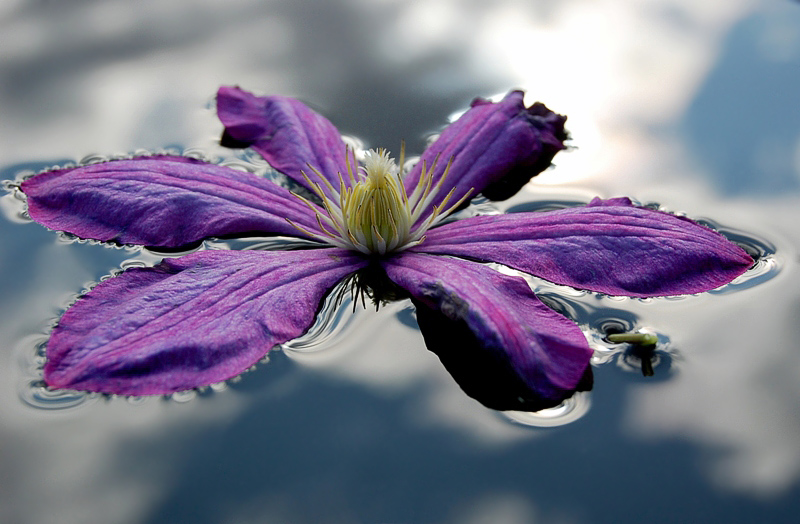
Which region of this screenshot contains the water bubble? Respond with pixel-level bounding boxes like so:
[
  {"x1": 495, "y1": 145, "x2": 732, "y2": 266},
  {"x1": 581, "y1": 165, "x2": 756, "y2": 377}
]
[
  {"x1": 167, "y1": 390, "x2": 198, "y2": 403},
  {"x1": 210, "y1": 381, "x2": 229, "y2": 393}
]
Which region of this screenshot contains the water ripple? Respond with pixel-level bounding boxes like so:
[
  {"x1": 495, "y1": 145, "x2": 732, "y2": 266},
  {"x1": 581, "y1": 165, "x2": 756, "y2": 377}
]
[
  {"x1": 703, "y1": 223, "x2": 781, "y2": 294},
  {"x1": 503, "y1": 392, "x2": 592, "y2": 427},
  {"x1": 282, "y1": 281, "x2": 364, "y2": 353},
  {"x1": 15, "y1": 335, "x2": 95, "y2": 411},
  {"x1": 19, "y1": 380, "x2": 95, "y2": 411}
]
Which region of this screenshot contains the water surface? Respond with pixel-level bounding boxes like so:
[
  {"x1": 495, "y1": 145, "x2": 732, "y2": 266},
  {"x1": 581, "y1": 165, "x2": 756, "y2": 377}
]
[{"x1": 2, "y1": 1, "x2": 800, "y2": 523}]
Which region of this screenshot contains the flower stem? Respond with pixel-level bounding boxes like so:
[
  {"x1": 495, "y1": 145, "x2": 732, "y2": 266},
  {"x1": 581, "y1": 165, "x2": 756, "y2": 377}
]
[{"x1": 607, "y1": 333, "x2": 658, "y2": 346}]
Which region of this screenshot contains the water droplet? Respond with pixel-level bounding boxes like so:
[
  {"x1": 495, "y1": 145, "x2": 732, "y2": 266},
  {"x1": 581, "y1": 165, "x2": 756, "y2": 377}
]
[
  {"x1": 168, "y1": 390, "x2": 197, "y2": 403},
  {"x1": 210, "y1": 381, "x2": 228, "y2": 393}
]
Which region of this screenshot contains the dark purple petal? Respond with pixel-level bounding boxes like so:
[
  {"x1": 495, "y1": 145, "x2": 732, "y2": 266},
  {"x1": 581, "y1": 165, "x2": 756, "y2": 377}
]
[
  {"x1": 21, "y1": 156, "x2": 326, "y2": 247},
  {"x1": 217, "y1": 86, "x2": 348, "y2": 194},
  {"x1": 404, "y1": 90, "x2": 567, "y2": 220},
  {"x1": 44, "y1": 248, "x2": 365, "y2": 395},
  {"x1": 382, "y1": 253, "x2": 593, "y2": 410},
  {"x1": 416, "y1": 198, "x2": 753, "y2": 297}
]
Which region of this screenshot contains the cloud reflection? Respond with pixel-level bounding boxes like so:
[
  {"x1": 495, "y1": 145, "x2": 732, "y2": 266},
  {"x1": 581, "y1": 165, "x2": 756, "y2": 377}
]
[
  {"x1": 682, "y1": 2, "x2": 800, "y2": 195},
  {"x1": 625, "y1": 274, "x2": 800, "y2": 498},
  {"x1": 2, "y1": 0, "x2": 800, "y2": 522}
]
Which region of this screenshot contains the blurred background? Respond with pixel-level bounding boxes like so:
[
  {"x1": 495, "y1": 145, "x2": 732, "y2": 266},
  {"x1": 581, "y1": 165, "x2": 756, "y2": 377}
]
[{"x1": 1, "y1": 0, "x2": 800, "y2": 523}]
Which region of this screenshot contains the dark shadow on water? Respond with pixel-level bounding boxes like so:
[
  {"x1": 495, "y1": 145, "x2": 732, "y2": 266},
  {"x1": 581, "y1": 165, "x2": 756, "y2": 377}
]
[{"x1": 133, "y1": 352, "x2": 800, "y2": 524}]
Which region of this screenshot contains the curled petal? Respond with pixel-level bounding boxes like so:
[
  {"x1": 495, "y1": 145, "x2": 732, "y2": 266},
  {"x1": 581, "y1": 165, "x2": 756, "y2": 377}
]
[
  {"x1": 383, "y1": 253, "x2": 593, "y2": 411},
  {"x1": 416, "y1": 198, "x2": 753, "y2": 297},
  {"x1": 217, "y1": 86, "x2": 348, "y2": 194},
  {"x1": 21, "y1": 156, "x2": 325, "y2": 247},
  {"x1": 404, "y1": 90, "x2": 567, "y2": 221},
  {"x1": 44, "y1": 248, "x2": 365, "y2": 395}
]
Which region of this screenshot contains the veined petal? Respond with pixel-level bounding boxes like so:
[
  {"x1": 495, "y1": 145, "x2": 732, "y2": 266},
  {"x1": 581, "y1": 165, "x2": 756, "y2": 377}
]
[
  {"x1": 44, "y1": 248, "x2": 366, "y2": 395},
  {"x1": 416, "y1": 198, "x2": 754, "y2": 297},
  {"x1": 217, "y1": 86, "x2": 348, "y2": 195},
  {"x1": 382, "y1": 253, "x2": 593, "y2": 411},
  {"x1": 21, "y1": 156, "x2": 326, "y2": 247},
  {"x1": 404, "y1": 90, "x2": 567, "y2": 222}
]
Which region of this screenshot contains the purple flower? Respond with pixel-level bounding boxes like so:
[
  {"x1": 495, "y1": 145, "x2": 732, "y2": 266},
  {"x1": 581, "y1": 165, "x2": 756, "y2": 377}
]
[{"x1": 20, "y1": 87, "x2": 752, "y2": 410}]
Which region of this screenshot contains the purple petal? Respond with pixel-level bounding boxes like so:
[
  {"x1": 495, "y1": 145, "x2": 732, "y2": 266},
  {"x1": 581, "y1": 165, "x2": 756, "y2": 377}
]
[
  {"x1": 382, "y1": 253, "x2": 593, "y2": 409},
  {"x1": 404, "y1": 91, "x2": 567, "y2": 220},
  {"x1": 416, "y1": 198, "x2": 753, "y2": 297},
  {"x1": 21, "y1": 156, "x2": 326, "y2": 247},
  {"x1": 217, "y1": 86, "x2": 348, "y2": 194},
  {"x1": 44, "y1": 248, "x2": 365, "y2": 395}
]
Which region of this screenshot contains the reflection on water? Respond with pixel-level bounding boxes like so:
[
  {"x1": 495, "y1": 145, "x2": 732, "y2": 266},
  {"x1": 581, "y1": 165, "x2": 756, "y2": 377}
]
[
  {"x1": 282, "y1": 285, "x2": 365, "y2": 353},
  {"x1": 504, "y1": 392, "x2": 592, "y2": 428},
  {"x1": 9, "y1": 166, "x2": 779, "y2": 428},
  {"x1": 3, "y1": 121, "x2": 796, "y2": 523},
  {"x1": 682, "y1": 2, "x2": 800, "y2": 196},
  {"x1": 703, "y1": 223, "x2": 780, "y2": 294},
  {"x1": 2, "y1": 0, "x2": 800, "y2": 523},
  {"x1": 16, "y1": 334, "x2": 96, "y2": 411}
]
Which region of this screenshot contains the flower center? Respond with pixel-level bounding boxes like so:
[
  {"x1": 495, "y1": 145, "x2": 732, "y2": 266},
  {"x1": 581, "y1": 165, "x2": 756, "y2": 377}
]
[{"x1": 288, "y1": 146, "x2": 471, "y2": 255}]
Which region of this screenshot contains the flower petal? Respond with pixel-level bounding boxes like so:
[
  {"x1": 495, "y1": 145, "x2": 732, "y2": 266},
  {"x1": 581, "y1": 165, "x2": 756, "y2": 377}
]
[
  {"x1": 416, "y1": 198, "x2": 754, "y2": 297},
  {"x1": 44, "y1": 248, "x2": 365, "y2": 395},
  {"x1": 382, "y1": 253, "x2": 593, "y2": 411},
  {"x1": 217, "y1": 86, "x2": 348, "y2": 194},
  {"x1": 21, "y1": 156, "x2": 326, "y2": 247},
  {"x1": 404, "y1": 90, "x2": 567, "y2": 219}
]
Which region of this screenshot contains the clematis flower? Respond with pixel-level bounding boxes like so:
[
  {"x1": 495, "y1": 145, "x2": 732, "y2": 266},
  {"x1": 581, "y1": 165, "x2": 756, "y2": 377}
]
[{"x1": 19, "y1": 86, "x2": 752, "y2": 411}]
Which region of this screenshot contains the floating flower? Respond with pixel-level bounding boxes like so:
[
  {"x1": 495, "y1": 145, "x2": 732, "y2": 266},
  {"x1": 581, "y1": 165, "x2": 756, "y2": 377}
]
[{"x1": 19, "y1": 87, "x2": 752, "y2": 410}]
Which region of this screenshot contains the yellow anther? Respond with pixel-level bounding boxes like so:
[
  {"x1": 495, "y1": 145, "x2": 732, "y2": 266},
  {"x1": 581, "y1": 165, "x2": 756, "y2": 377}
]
[{"x1": 289, "y1": 146, "x2": 469, "y2": 255}]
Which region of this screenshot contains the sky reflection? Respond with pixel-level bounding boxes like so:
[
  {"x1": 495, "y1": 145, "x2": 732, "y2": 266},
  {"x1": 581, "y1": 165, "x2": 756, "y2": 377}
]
[
  {"x1": 682, "y1": 3, "x2": 800, "y2": 195},
  {"x1": 2, "y1": 0, "x2": 800, "y2": 523}
]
